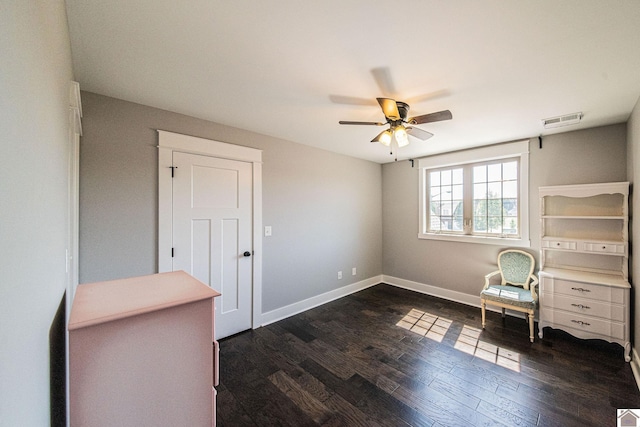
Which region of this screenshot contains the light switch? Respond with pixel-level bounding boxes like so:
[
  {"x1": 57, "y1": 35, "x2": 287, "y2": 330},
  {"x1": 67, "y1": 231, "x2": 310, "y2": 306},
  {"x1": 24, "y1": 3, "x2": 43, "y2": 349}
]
[{"x1": 265, "y1": 226, "x2": 272, "y2": 237}]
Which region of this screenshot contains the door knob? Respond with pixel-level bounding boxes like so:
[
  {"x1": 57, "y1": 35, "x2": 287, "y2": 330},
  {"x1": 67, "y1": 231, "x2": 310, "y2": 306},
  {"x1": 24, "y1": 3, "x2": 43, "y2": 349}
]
[{"x1": 243, "y1": 251, "x2": 252, "y2": 257}]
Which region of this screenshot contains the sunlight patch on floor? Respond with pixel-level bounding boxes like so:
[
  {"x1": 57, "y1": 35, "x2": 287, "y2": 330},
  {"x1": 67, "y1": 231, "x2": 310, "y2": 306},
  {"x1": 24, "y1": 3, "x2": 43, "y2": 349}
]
[
  {"x1": 396, "y1": 309, "x2": 452, "y2": 343},
  {"x1": 454, "y1": 325, "x2": 521, "y2": 372}
]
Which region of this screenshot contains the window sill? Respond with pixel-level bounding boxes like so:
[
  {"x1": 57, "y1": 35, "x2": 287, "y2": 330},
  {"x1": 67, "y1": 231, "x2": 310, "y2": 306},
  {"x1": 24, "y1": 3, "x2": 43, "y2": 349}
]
[{"x1": 418, "y1": 232, "x2": 530, "y2": 248}]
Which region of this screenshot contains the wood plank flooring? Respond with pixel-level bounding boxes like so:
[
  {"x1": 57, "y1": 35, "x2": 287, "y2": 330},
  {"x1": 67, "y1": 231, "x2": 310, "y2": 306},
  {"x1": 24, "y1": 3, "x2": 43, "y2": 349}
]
[{"x1": 217, "y1": 284, "x2": 640, "y2": 426}]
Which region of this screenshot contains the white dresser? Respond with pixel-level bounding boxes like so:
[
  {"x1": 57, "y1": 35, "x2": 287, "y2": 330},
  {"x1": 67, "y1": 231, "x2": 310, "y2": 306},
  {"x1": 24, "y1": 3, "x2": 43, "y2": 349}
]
[{"x1": 538, "y1": 182, "x2": 630, "y2": 361}]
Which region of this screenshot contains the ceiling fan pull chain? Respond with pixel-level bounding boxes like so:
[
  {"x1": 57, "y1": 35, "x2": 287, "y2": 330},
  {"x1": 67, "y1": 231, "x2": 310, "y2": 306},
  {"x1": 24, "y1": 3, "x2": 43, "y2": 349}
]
[{"x1": 391, "y1": 139, "x2": 399, "y2": 161}]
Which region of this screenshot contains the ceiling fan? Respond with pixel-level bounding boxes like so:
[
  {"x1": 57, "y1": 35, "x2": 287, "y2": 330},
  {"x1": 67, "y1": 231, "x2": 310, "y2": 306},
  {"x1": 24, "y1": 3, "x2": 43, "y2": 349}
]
[{"x1": 338, "y1": 97, "x2": 452, "y2": 156}]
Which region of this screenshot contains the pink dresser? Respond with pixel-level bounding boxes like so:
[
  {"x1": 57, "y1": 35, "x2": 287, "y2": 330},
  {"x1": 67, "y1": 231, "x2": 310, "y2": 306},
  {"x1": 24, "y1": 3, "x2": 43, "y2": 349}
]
[{"x1": 69, "y1": 271, "x2": 221, "y2": 426}]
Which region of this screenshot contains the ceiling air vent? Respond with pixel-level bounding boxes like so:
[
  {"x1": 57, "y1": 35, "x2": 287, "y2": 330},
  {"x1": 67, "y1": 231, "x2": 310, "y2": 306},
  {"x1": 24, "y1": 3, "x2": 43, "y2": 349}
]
[{"x1": 542, "y1": 112, "x2": 583, "y2": 129}]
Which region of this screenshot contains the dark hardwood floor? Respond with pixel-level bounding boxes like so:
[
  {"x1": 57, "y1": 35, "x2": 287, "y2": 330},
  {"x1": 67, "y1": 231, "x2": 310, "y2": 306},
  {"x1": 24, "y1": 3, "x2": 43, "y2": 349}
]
[{"x1": 217, "y1": 284, "x2": 640, "y2": 426}]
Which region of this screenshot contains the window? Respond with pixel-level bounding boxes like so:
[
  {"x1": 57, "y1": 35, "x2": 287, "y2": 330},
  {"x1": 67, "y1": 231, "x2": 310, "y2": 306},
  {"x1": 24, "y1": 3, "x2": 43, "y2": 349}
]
[
  {"x1": 419, "y1": 140, "x2": 530, "y2": 247},
  {"x1": 428, "y1": 167, "x2": 464, "y2": 233},
  {"x1": 471, "y1": 159, "x2": 519, "y2": 236}
]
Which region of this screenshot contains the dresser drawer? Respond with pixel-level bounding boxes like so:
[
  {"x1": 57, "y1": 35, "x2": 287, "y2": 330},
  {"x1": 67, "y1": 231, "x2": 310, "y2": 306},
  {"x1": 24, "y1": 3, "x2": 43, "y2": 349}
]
[
  {"x1": 580, "y1": 241, "x2": 626, "y2": 255},
  {"x1": 542, "y1": 309, "x2": 625, "y2": 340},
  {"x1": 542, "y1": 239, "x2": 577, "y2": 250},
  {"x1": 540, "y1": 278, "x2": 625, "y2": 304},
  {"x1": 540, "y1": 292, "x2": 624, "y2": 322}
]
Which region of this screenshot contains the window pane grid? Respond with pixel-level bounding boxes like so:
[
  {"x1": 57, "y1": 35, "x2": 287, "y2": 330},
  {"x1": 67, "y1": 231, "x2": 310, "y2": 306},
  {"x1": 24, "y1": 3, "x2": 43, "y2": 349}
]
[
  {"x1": 472, "y1": 160, "x2": 519, "y2": 237},
  {"x1": 429, "y1": 168, "x2": 464, "y2": 233},
  {"x1": 427, "y1": 159, "x2": 519, "y2": 238},
  {"x1": 419, "y1": 140, "x2": 528, "y2": 246}
]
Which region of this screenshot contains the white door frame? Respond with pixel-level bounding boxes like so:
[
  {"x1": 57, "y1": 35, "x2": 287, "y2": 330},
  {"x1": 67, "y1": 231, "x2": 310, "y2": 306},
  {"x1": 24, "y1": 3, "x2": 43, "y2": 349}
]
[
  {"x1": 66, "y1": 81, "x2": 82, "y2": 427},
  {"x1": 157, "y1": 130, "x2": 263, "y2": 329}
]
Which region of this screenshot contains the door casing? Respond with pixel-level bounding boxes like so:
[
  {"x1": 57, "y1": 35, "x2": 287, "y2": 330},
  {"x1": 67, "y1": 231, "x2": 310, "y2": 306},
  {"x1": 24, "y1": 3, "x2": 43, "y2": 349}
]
[{"x1": 157, "y1": 130, "x2": 263, "y2": 329}]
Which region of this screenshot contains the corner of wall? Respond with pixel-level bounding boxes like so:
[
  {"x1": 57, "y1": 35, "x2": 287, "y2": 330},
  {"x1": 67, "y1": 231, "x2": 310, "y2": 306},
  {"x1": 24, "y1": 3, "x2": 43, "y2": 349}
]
[
  {"x1": 628, "y1": 93, "x2": 640, "y2": 390},
  {"x1": 631, "y1": 348, "x2": 640, "y2": 392}
]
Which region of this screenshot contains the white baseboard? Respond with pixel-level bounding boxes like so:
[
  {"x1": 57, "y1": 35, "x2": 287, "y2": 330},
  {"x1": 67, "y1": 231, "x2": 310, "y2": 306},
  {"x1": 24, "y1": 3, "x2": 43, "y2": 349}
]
[
  {"x1": 382, "y1": 275, "x2": 523, "y2": 318},
  {"x1": 260, "y1": 275, "x2": 383, "y2": 327},
  {"x1": 382, "y1": 275, "x2": 482, "y2": 308},
  {"x1": 259, "y1": 274, "x2": 529, "y2": 328},
  {"x1": 631, "y1": 347, "x2": 640, "y2": 391}
]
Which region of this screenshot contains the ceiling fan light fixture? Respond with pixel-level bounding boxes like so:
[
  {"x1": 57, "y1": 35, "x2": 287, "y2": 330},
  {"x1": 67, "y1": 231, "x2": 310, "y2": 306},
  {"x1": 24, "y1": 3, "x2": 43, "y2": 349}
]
[
  {"x1": 371, "y1": 129, "x2": 393, "y2": 146},
  {"x1": 379, "y1": 130, "x2": 393, "y2": 146},
  {"x1": 394, "y1": 126, "x2": 409, "y2": 147}
]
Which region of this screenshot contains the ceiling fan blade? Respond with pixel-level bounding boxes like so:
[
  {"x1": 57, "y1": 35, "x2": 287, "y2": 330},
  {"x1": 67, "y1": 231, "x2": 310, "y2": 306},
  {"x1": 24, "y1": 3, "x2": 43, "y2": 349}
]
[
  {"x1": 371, "y1": 67, "x2": 396, "y2": 97},
  {"x1": 329, "y1": 95, "x2": 378, "y2": 106},
  {"x1": 408, "y1": 110, "x2": 453, "y2": 125},
  {"x1": 377, "y1": 98, "x2": 400, "y2": 121},
  {"x1": 406, "y1": 126, "x2": 434, "y2": 141},
  {"x1": 339, "y1": 120, "x2": 385, "y2": 126},
  {"x1": 404, "y1": 89, "x2": 451, "y2": 105}
]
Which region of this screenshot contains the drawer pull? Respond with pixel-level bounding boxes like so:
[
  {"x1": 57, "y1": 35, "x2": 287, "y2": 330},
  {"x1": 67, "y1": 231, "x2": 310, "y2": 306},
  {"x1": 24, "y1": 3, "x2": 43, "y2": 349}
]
[
  {"x1": 571, "y1": 320, "x2": 591, "y2": 326},
  {"x1": 570, "y1": 303, "x2": 590, "y2": 309},
  {"x1": 602, "y1": 246, "x2": 606, "y2": 250},
  {"x1": 570, "y1": 287, "x2": 590, "y2": 293}
]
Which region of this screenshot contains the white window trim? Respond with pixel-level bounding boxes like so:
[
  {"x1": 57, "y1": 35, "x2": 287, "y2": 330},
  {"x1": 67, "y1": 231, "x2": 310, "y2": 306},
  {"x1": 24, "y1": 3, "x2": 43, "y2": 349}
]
[{"x1": 418, "y1": 140, "x2": 530, "y2": 247}]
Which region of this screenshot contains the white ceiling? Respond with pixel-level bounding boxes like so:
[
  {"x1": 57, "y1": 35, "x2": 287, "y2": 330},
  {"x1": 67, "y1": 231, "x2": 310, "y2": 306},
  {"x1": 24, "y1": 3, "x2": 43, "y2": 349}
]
[{"x1": 65, "y1": 0, "x2": 640, "y2": 164}]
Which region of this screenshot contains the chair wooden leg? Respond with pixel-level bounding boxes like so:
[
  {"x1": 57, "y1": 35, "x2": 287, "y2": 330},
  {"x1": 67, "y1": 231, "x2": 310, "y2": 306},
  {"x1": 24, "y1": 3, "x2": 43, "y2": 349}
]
[
  {"x1": 528, "y1": 312, "x2": 535, "y2": 343},
  {"x1": 481, "y1": 300, "x2": 486, "y2": 329},
  {"x1": 501, "y1": 307, "x2": 505, "y2": 318}
]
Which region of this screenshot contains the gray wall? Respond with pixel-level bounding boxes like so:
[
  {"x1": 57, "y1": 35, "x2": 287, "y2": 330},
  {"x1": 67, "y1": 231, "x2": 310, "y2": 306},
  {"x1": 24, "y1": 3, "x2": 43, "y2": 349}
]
[
  {"x1": 79, "y1": 92, "x2": 383, "y2": 313},
  {"x1": 0, "y1": 1, "x2": 74, "y2": 424},
  {"x1": 629, "y1": 96, "x2": 639, "y2": 357},
  {"x1": 77, "y1": 93, "x2": 634, "y2": 359},
  {"x1": 382, "y1": 124, "x2": 628, "y2": 297}
]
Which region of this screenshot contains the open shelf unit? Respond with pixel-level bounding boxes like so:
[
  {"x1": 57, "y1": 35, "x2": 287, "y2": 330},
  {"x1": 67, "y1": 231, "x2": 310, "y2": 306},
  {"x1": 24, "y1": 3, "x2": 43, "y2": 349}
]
[{"x1": 538, "y1": 182, "x2": 630, "y2": 361}]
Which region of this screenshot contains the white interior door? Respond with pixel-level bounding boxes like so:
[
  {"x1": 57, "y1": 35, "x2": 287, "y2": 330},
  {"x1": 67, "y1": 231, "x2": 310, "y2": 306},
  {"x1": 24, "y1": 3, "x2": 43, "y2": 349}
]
[{"x1": 171, "y1": 151, "x2": 253, "y2": 338}]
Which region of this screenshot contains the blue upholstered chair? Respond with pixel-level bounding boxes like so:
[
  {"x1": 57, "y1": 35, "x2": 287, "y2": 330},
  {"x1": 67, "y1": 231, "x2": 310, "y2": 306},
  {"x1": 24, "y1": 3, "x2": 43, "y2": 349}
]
[{"x1": 480, "y1": 249, "x2": 538, "y2": 342}]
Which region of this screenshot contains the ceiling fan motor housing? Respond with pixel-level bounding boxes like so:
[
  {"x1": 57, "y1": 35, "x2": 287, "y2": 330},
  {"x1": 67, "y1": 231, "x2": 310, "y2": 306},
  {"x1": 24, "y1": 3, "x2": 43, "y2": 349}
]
[{"x1": 396, "y1": 101, "x2": 410, "y2": 121}]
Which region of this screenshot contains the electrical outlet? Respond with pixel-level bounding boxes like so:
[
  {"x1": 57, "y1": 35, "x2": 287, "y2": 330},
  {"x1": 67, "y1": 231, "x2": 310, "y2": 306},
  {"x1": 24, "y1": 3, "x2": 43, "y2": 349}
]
[
  {"x1": 352, "y1": 267, "x2": 357, "y2": 276},
  {"x1": 337, "y1": 271, "x2": 342, "y2": 279}
]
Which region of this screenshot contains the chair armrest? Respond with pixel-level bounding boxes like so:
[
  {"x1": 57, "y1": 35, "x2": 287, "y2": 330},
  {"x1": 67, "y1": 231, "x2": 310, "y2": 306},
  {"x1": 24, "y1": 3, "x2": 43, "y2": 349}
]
[
  {"x1": 483, "y1": 270, "x2": 501, "y2": 289},
  {"x1": 530, "y1": 274, "x2": 539, "y2": 299}
]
